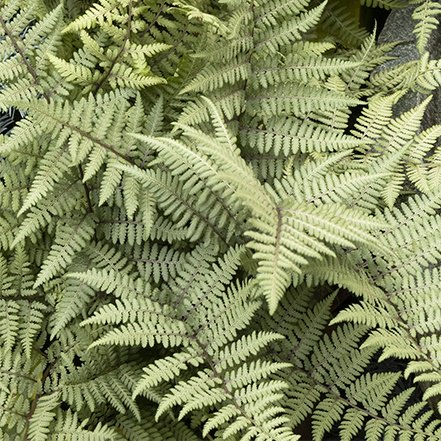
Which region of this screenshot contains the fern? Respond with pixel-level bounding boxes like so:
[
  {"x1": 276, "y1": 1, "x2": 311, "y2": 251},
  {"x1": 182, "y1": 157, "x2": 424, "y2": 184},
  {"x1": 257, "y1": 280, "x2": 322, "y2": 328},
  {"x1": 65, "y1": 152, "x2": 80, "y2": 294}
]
[
  {"x1": 1, "y1": 0, "x2": 441, "y2": 439},
  {"x1": 256, "y1": 287, "x2": 441, "y2": 441},
  {"x1": 413, "y1": 1, "x2": 441, "y2": 54},
  {"x1": 78, "y1": 246, "x2": 299, "y2": 440}
]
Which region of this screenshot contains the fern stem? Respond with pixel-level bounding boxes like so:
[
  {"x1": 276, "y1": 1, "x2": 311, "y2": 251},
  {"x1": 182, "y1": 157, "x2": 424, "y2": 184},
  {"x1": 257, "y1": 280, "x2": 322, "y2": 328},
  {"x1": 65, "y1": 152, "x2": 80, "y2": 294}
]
[
  {"x1": 22, "y1": 361, "x2": 54, "y2": 441},
  {"x1": 38, "y1": 111, "x2": 135, "y2": 164},
  {"x1": 93, "y1": 0, "x2": 133, "y2": 93},
  {"x1": 77, "y1": 164, "x2": 94, "y2": 214},
  {"x1": 0, "y1": 16, "x2": 40, "y2": 89},
  {"x1": 192, "y1": 333, "x2": 282, "y2": 439}
]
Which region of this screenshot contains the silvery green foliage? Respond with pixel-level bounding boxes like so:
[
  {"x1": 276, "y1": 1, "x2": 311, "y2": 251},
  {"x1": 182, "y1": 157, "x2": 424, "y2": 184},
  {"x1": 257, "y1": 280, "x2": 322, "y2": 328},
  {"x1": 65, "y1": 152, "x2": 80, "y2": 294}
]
[{"x1": 1, "y1": 0, "x2": 441, "y2": 440}]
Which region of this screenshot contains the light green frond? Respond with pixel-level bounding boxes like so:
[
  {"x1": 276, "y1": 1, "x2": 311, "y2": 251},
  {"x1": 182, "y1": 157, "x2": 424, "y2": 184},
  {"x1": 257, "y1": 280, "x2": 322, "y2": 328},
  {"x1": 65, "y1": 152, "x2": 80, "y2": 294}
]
[
  {"x1": 67, "y1": 266, "x2": 147, "y2": 299},
  {"x1": 0, "y1": 2, "x2": 64, "y2": 105},
  {"x1": 0, "y1": 299, "x2": 20, "y2": 352},
  {"x1": 253, "y1": 56, "x2": 360, "y2": 88},
  {"x1": 181, "y1": 57, "x2": 251, "y2": 94},
  {"x1": 133, "y1": 350, "x2": 204, "y2": 395},
  {"x1": 17, "y1": 301, "x2": 46, "y2": 358},
  {"x1": 60, "y1": 361, "x2": 142, "y2": 418},
  {"x1": 352, "y1": 92, "x2": 402, "y2": 142},
  {"x1": 365, "y1": 97, "x2": 432, "y2": 206},
  {"x1": 28, "y1": 393, "x2": 60, "y2": 441},
  {"x1": 50, "y1": 410, "x2": 117, "y2": 440},
  {"x1": 246, "y1": 200, "x2": 387, "y2": 314},
  {"x1": 50, "y1": 278, "x2": 96, "y2": 338},
  {"x1": 47, "y1": 53, "x2": 99, "y2": 86},
  {"x1": 80, "y1": 296, "x2": 182, "y2": 329},
  {"x1": 177, "y1": 90, "x2": 246, "y2": 126},
  {"x1": 241, "y1": 119, "x2": 362, "y2": 156},
  {"x1": 62, "y1": 0, "x2": 130, "y2": 33},
  {"x1": 257, "y1": 288, "x2": 441, "y2": 441},
  {"x1": 114, "y1": 409, "x2": 202, "y2": 441},
  {"x1": 86, "y1": 240, "x2": 133, "y2": 273},
  {"x1": 319, "y1": 2, "x2": 368, "y2": 48},
  {"x1": 413, "y1": 1, "x2": 441, "y2": 54},
  {"x1": 88, "y1": 320, "x2": 189, "y2": 349},
  {"x1": 18, "y1": 147, "x2": 73, "y2": 216},
  {"x1": 144, "y1": 95, "x2": 165, "y2": 137},
  {"x1": 275, "y1": 170, "x2": 385, "y2": 209},
  {"x1": 247, "y1": 85, "x2": 362, "y2": 118},
  {"x1": 2, "y1": 0, "x2": 441, "y2": 439},
  {"x1": 112, "y1": 249, "x2": 298, "y2": 440},
  {"x1": 330, "y1": 302, "x2": 400, "y2": 329},
  {"x1": 12, "y1": 181, "x2": 85, "y2": 247},
  {"x1": 255, "y1": 2, "x2": 327, "y2": 54},
  {"x1": 34, "y1": 214, "x2": 96, "y2": 287},
  {"x1": 216, "y1": 331, "x2": 284, "y2": 371},
  {"x1": 416, "y1": 57, "x2": 441, "y2": 91}
]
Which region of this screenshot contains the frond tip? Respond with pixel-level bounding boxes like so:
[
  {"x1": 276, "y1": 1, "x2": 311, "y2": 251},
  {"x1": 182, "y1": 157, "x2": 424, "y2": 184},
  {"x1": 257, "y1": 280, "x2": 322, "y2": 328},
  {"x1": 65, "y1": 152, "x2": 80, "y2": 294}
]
[{"x1": 247, "y1": 201, "x2": 388, "y2": 314}]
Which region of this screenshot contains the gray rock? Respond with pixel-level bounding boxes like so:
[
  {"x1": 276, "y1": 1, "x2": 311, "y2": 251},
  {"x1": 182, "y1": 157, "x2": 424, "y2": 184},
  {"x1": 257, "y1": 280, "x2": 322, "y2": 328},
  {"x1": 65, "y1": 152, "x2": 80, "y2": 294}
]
[
  {"x1": 378, "y1": 5, "x2": 420, "y2": 67},
  {"x1": 376, "y1": 4, "x2": 441, "y2": 415},
  {"x1": 375, "y1": 1, "x2": 441, "y2": 127}
]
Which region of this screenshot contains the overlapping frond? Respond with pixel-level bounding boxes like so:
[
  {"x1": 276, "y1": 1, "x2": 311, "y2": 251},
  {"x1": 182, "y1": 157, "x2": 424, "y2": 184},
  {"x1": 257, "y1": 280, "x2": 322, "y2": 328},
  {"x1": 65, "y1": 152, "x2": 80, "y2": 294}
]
[
  {"x1": 1, "y1": 0, "x2": 441, "y2": 439},
  {"x1": 257, "y1": 287, "x2": 441, "y2": 441},
  {"x1": 77, "y1": 246, "x2": 299, "y2": 440}
]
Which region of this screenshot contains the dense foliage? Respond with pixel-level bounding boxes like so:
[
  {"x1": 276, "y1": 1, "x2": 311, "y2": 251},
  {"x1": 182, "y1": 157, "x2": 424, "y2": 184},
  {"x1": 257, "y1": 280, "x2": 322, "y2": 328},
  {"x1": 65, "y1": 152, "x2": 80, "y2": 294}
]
[{"x1": 1, "y1": 0, "x2": 441, "y2": 439}]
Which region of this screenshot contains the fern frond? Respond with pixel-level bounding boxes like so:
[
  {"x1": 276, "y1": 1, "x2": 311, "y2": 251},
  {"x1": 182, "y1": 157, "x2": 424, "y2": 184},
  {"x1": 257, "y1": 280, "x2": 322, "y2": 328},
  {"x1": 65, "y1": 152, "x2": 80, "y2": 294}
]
[
  {"x1": 247, "y1": 85, "x2": 362, "y2": 118},
  {"x1": 133, "y1": 242, "x2": 184, "y2": 284},
  {"x1": 416, "y1": 57, "x2": 441, "y2": 91},
  {"x1": 51, "y1": 410, "x2": 117, "y2": 440},
  {"x1": 82, "y1": 247, "x2": 298, "y2": 440},
  {"x1": 34, "y1": 214, "x2": 96, "y2": 287},
  {"x1": 181, "y1": 57, "x2": 251, "y2": 94},
  {"x1": 246, "y1": 200, "x2": 387, "y2": 314},
  {"x1": 81, "y1": 297, "x2": 189, "y2": 349},
  {"x1": 47, "y1": 53, "x2": 100, "y2": 86},
  {"x1": 0, "y1": 299, "x2": 20, "y2": 352},
  {"x1": 67, "y1": 266, "x2": 147, "y2": 299},
  {"x1": 240, "y1": 118, "x2": 362, "y2": 156},
  {"x1": 255, "y1": 2, "x2": 327, "y2": 54},
  {"x1": 365, "y1": 97, "x2": 432, "y2": 207},
  {"x1": 114, "y1": 408, "x2": 202, "y2": 441},
  {"x1": 2, "y1": 0, "x2": 441, "y2": 438},
  {"x1": 253, "y1": 56, "x2": 360, "y2": 88},
  {"x1": 413, "y1": 1, "x2": 441, "y2": 54},
  {"x1": 258, "y1": 288, "x2": 441, "y2": 440},
  {"x1": 28, "y1": 393, "x2": 60, "y2": 441},
  {"x1": 62, "y1": 0, "x2": 129, "y2": 33},
  {"x1": 0, "y1": 2, "x2": 64, "y2": 106},
  {"x1": 275, "y1": 170, "x2": 385, "y2": 210},
  {"x1": 50, "y1": 278, "x2": 96, "y2": 338},
  {"x1": 319, "y1": 2, "x2": 368, "y2": 48}
]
